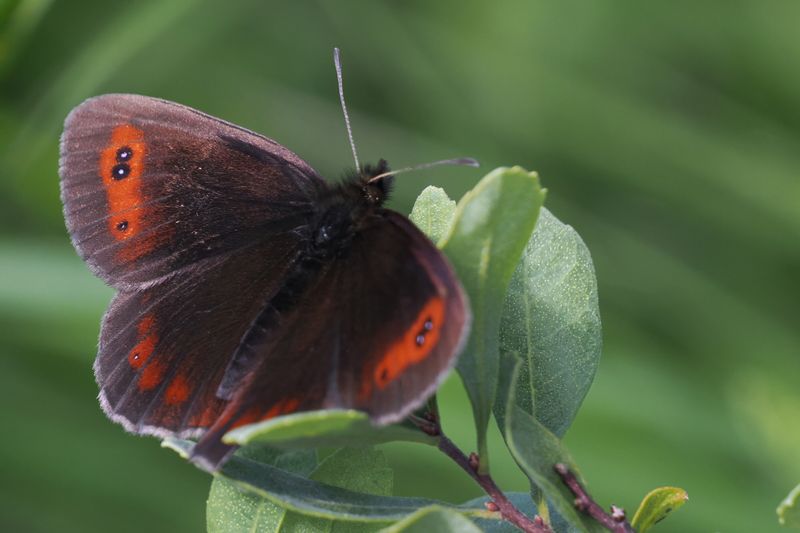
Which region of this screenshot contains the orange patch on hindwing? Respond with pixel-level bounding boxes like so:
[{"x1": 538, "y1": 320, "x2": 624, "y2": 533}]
[
  {"x1": 190, "y1": 404, "x2": 221, "y2": 428},
  {"x1": 165, "y1": 374, "x2": 192, "y2": 405},
  {"x1": 128, "y1": 314, "x2": 157, "y2": 369},
  {"x1": 367, "y1": 296, "x2": 446, "y2": 395},
  {"x1": 229, "y1": 407, "x2": 261, "y2": 429},
  {"x1": 129, "y1": 313, "x2": 165, "y2": 392},
  {"x1": 99, "y1": 124, "x2": 157, "y2": 261},
  {"x1": 228, "y1": 397, "x2": 301, "y2": 430},
  {"x1": 138, "y1": 359, "x2": 166, "y2": 391},
  {"x1": 263, "y1": 397, "x2": 300, "y2": 420}
]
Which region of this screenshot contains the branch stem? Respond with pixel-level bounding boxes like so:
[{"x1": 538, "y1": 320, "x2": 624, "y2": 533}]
[
  {"x1": 438, "y1": 435, "x2": 551, "y2": 533},
  {"x1": 554, "y1": 463, "x2": 636, "y2": 533}
]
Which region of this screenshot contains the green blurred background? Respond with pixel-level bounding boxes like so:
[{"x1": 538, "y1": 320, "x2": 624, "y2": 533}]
[{"x1": 1, "y1": 1, "x2": 798, "y2": 531}]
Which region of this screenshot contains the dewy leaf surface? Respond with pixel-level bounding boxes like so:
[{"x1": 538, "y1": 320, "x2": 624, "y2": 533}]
[
  {"x1": 495, "y1": 207, "x2": 602, "y2": 438},
  {"x1": 440, "y1": 166, "x2": 545, "y2": 467}
]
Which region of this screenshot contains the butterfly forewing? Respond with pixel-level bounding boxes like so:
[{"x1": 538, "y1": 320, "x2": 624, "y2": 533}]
[{"x1": 59, "y1": 94, "x2": 323, "y2": 289}]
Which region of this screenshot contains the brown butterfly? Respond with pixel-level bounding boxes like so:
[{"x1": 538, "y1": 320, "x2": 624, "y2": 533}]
[{"x1": 59, "y1": 50, "x2": 472, "y2": 470}]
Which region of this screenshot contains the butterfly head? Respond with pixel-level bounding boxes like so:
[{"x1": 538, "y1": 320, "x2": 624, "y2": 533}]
[{"x1": 359, "y1": 159, "x2": 393, "y2": 207}]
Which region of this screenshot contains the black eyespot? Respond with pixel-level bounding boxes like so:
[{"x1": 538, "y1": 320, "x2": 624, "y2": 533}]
[
  {"x1": 116, "y1": 146, "x2": 133, "y2": 162},
  {"x1": 116, "y1": 220, "x2": 129, "y2": 231},
  {"x1": 423, "y1": 319, "x2": 434, "y2": 331},
  {"x1": 132, "y1": 352, "x2": 140, "y2": 360},
  {"x1": 415, "y1": 334, "x2": 425, "y2": 346},
  {"x1": 379, "y1": 368, "x2": 388, "y2": 381},
  {"x1": 112, "y1": 163, "x2": 130, "y2": 180}
]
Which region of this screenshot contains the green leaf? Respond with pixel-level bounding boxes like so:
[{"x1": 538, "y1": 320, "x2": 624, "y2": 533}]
[
  {"x1": 205, "y1": 446, "x2": 318, "y2": 533},
  {"x1": 312, "y1": 448, "x2": 394, "y2": 496},
  {"x1": 207, "y1": 446, "x2": 394, "y2": 532},
  {"x1": 409, "y1": 185, "x2": 457, "y2": 244},
  {"x1": 278, "y1": 448, "x2": 395, "y2": 532},
  {"x1": 495, "y1": 206, "x2": 602, "y2": 438},
  {"x1": 630, "y1": 486, "x2": 689, "y2": 532},
  {"x1": 224, "y1": 410, "x2": 435, "y2": 450},
  {"x1": 208, "y1": 480, "x2": 286, "y2": 533},
  {"x1": 441, "y1": 166, "x2": 546, "y2": 469},
  {"x1": 165, "y1": 439, "x2": 490, "y2": 525},
  {"x1": 778, "y1": 484, "x2": 800, "y2": 529},
  {"x1": 379, "y1": 506, "x2": 482, "y2": 533},
  {"x1": 501, "y1": 358, "x2": 603, "y2": 532}
]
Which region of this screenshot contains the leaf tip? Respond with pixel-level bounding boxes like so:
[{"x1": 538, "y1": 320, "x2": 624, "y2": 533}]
[
  {"x1": 631, "y1": 486, "x2": 690, "y2": 532},
  {"x1": 777, "y1": 484, "x2": 800, "y2": 528},
  {"x1": 161, "y1": 437, "x2": 191, "y2": 459},
  {"x1": 418, "y1": 184, "x2": 448, "y2": 197}
]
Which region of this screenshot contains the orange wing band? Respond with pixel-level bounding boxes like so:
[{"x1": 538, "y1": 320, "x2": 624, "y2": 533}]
[
  {"x1": 370, "y1": 296, "x2": 446, "y2": 392},
  {"x1": 99, "y1": 124, "x2": 160, "y2": 261}
]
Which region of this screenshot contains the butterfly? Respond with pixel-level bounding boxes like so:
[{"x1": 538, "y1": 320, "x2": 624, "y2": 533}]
[{"x1": 58, "y1": 51, "x2": 472, "y2": 471}]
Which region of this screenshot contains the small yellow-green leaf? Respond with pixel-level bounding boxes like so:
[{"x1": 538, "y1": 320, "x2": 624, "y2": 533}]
[
  {"x1": 631, "y1": 486, "x2": 689, "y2": 532},
  {"x1": 778, "y1": 484, "x2": 800, "y2": 529},
  {"x1": 409, "y1": 186, "x2": 457, "y2": 245}
]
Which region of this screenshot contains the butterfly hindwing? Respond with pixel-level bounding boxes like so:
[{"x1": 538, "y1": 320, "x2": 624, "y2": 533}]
[
  {"x1": 191, "y1": 211, "x2": 470, "y2": 468},
  {"x1": 96, "y1": 229, "x2": 303, "y2": 438},
  {"x1": 59, "y1": 94, "x2": 323, "y2": 289},
  {"x1": 343, "y1": 213, "x2": 470, "y2": 421}
]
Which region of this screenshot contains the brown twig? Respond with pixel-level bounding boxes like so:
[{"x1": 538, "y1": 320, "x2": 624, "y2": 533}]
[
  {"x1": 438, "y1": 435, "x2": 552, "y2": 533},
  {"x1": 554, "y1": 463, "x2": 636, "y2": 533},
  {"x1": 409, "y1": 410, "x2": 551, "y2": 533}
]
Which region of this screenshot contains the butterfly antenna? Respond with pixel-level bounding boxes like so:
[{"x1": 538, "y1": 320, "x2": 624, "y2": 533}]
[
  {"x1": 334, "y1": 48, "x2": 360, "y2": 171},
  {"x1": 368, "y1": 157, "x2": 480, "y2": 183}
]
